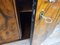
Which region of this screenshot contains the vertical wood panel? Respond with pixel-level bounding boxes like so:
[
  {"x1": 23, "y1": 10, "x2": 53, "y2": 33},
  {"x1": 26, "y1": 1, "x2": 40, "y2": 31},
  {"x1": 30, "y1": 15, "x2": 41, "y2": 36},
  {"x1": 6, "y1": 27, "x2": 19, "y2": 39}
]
[
  {"x1": 0, "y1": 0, "x2": 21, "y2": 44},
  {"x1": 32, "y1": 0, "x2": 60, "y2": 45}
]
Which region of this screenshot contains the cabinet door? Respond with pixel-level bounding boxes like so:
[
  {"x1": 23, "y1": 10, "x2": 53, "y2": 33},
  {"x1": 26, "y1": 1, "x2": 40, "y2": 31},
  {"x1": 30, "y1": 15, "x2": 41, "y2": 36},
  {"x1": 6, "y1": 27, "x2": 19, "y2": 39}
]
[
  {"x1": 0, "y1": 0, "x2": 21, "y2": 44},
  {"x1": 32, "y1": 0, "x2": 60, "y2": 45}
]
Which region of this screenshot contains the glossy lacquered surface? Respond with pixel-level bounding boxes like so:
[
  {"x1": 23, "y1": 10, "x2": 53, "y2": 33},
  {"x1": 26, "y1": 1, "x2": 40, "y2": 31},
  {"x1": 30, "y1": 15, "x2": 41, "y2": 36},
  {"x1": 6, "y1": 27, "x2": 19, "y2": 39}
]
[
  {"x1": 32, "y1": 0, "x2": 60, "y2": 45},
  {"x1": 0, "y1": 0, "x2": 21, "y2": 44}
]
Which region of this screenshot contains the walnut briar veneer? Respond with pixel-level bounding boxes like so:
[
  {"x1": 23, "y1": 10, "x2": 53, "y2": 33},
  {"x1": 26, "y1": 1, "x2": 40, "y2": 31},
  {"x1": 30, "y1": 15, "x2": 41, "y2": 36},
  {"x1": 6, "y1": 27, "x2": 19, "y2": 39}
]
[{"x1": 0, "y1": 0, "x2": 21, "y2": 44}]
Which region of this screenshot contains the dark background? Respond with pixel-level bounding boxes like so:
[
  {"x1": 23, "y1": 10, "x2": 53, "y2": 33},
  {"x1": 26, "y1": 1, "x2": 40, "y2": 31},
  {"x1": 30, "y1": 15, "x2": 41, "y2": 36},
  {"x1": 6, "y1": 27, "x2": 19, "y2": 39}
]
[{"x1": 15, "y1": 0, "x2": 32, "y2": 39}]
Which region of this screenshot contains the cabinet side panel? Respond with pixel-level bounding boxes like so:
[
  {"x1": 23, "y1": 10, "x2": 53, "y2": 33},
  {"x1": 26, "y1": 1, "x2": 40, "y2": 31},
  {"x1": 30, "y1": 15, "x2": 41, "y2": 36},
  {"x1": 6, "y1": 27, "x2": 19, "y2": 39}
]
[{"x1": 0, "y1": 0, "x2": 21, "y2": 44}]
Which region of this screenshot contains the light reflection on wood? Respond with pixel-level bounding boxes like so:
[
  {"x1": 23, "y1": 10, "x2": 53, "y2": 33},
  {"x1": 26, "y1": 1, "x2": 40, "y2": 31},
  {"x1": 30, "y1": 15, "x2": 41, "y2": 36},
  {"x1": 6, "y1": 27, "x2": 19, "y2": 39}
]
[{"x1": 32, "y1": 0, "x2": 60, "y2": 45}]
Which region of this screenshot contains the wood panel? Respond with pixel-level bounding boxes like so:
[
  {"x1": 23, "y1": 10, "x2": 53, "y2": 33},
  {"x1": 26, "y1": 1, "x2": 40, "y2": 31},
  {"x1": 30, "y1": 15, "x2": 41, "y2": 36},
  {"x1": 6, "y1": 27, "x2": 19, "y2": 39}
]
[
  {"x1": 0, "y1": 0, "x2": 21, "y2": 44},
  {"x1": 32, "y1": 0, "x2": 60, "y2": 45}
]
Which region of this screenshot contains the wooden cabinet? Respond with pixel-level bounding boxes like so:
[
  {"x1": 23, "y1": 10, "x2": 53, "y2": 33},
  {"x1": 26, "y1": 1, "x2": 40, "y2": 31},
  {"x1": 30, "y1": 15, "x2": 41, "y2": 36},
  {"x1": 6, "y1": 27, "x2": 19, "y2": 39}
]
[
  {"x1": 31, "y1": 0, "x2": 60, "y2": 45},
  {"x1": 0, "y1": 0, "x2": 21, "y2": 44}
]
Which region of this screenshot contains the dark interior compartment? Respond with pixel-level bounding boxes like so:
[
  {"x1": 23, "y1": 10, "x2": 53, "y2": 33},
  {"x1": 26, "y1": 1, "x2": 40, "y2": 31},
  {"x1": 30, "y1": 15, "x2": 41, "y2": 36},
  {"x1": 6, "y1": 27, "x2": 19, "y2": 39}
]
[
  {"x1": 15, "y1": 0, "x2": 32, "y2": 39},
  {"x1": 20, "y1": 12, "x2": 32, "y2": 39}
]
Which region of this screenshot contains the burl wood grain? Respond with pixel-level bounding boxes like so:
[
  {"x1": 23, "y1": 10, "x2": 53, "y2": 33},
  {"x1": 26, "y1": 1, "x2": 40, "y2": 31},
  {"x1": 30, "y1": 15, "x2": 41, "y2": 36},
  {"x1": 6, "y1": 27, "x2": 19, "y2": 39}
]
[
  {"x1": 0, "y1": 0, "x2": 21, "y2": 44},
  {"x1": 32, "y1": 0, "x2": 60, "y2": 45}
]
